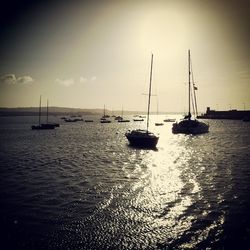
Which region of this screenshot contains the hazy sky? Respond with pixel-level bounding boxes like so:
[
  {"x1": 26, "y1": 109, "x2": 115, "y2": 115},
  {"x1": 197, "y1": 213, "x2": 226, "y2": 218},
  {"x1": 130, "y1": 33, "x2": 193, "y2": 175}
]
[{"x1": 0, "y1": 0, "x2": 249, "y2": 112}]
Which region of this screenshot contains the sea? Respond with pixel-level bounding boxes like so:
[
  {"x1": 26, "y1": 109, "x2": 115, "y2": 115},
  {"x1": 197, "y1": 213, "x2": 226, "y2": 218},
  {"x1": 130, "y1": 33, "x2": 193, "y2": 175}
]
[{"x1": 0, "y1": 115, "x2": 249, "y2": 250}]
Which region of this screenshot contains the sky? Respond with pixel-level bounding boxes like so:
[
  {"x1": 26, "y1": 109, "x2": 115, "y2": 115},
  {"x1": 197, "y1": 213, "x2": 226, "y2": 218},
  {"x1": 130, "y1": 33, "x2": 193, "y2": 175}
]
[{"x1": 0, "y1": 0, "x2": 249, "y2": 112}]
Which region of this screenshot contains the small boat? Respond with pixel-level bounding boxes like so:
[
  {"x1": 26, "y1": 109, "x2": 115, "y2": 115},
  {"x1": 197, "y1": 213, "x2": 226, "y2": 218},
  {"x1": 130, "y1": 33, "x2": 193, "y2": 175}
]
[
  {"x1": 164, "y1": 118, "x2": 175, "y2": 122},
  {"x1": 172, "y1": 50, "x2": 209, "y2": 135},
  {"x1": 133, "y1": 118, "x2": 144, "y2": 122},
  {"x1": 118, "y1": 119, "x2": 130, "y2": 123},
  {"x1": 155, "y1": 99, "x2": 164, "y2": 126},
  {"x1": 117, "y1": 106, "x2": 130, "y2": 122},
  {"x1": 31, "y1": 97, "x2": 58, "y2": 130},
  {"x1": 125, "y1": 54, "x2": 159, "y2": 148},
  {"x1": 100, "y1": 118, "x2": 111, "y2": 123},
  {"x1": 32, "y1": 123, "x2": 56, "y2": 130},
  {"x1": 64, "y1": 117, "x2": 83, "y2": 122},
  {"x1": 115, "y1": 116, "x2": 123, "y2": 120},
  {"x1": 100, "y1": 105, "x2": 111, "y2": 123},
  {"x1": 155, "y1": 122, "x2": 164, "y2": 126}
]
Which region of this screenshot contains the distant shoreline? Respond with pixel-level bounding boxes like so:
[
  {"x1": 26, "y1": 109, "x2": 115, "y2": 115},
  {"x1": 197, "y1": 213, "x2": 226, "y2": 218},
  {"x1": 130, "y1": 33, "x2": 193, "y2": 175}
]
[{"x1": 0, "y1": 107, "x2": 178, "y2": 117}]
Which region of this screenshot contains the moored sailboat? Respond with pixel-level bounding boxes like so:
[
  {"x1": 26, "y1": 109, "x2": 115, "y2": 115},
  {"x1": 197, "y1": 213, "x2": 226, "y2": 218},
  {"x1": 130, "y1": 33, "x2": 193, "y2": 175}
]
[
  {"x1": 172, "y1": 50, "x2": 209, "y2": 134},
  {"x1": 155, "y1": 99, "x2": 164, "y2": 126},
  {"x1": 117, "y1": 106, "x2": 130, "y2": 122},
  {"x1": 31, "y1": 96, "x2": 58, "y2": 130},
  {"x1": 125, "y1": 54, "x2": 159, "y2": 148},
  {"x1": 100, "y1": 105, "x2": 111, "y2": 123}
]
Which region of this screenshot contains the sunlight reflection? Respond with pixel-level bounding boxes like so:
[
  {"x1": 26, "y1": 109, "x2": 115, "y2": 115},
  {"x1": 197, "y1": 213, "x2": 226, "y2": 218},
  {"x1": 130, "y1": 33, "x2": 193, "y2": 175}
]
[
  {"x1": 122, "y1": 130, "x2": 222, "y2": 248},
  {"x1": 125, "y1": 137, "x2": 198, "y2": 239}
]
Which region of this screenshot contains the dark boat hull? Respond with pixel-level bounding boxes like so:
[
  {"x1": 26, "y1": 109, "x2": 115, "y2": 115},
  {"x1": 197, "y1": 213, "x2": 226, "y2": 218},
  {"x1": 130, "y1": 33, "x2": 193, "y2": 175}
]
[
  {"x1": 31, "y1": 124, "x2": 56, "y2": 130},
  {"x1": 100, "y1": 120, "x2": 111, "y2": 123},
  {"x1": 155, "y1": 123, "x2": 164, "y2": 126},
  {"x1": 172, "y1": 119, "x2": 209, "y2": 135},
  {"x1": 118, "y1": 120, "x2": 130, "y2": 122},
  {"x1": 125, "y1": 130, "x2": 159, "y2": 148},
  {"x1": 164, "y1": 119, "x2": 175, "y2": 122}
]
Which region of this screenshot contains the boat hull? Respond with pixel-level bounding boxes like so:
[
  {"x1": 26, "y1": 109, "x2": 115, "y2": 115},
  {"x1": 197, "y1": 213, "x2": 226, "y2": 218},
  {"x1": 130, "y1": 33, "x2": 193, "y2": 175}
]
[
  {"x1": 133, "y1": 119, "x2": 144, "y2": 122},
  {"x1": 155, "y1": 123, "x2": 164, "y2": 126},
  {"x1": 100, "y1": 120, "x2": 111, "y2": 123},
  {"x1": 118, "y1": 120, "x2": 130, "y2": 122},
  {"x1": 31, "y1": 123, "x2": 56, "y2": 130},
  {"x1": 125, "y1": 130, "x2": 159, "y2": 148},
  {"x1": 172, "y1": 119, "x2": 209, "y2": 135},
  {"x1": 164, "y1": 119, "x2": 175, "y2": 122}
]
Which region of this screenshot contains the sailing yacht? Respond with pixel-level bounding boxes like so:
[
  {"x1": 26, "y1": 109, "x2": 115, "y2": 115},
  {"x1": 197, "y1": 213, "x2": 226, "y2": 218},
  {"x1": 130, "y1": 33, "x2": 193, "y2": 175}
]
[
  {"x1": 117, "y1": 106, "x2": 130, "y2": 122},
  {"x1": 31, "y1": 96, "x2": 58, "y2": 130},
  {"x1": 100, "y1": 105, "x2": 111, "y2": 123},
  {"x1": 125, "y1": 54, "x2": 159, "y2": 148},
  {"x1": 155, "y1": 99, "x2": 164, "y2": 126},
  {"x1": 172, "y1": 50, "x2": 209, "y2": 134}
]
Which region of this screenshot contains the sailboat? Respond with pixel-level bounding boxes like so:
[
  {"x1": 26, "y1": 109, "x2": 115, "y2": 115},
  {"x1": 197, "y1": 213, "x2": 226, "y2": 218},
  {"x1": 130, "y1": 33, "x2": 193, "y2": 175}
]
[
  {"x1": 172, "y1": 50, "x2": 209, "y2": 134},
  {"x1": 155, "y1": 99, "x2": 164, "y2": 126},
  {"x1": 31, "y1": 96, "x2": 57, "y2": 130},
  {"x1": 100, "y1": 105, "x2": 111, "y2": 123},
  {"x1": 125, "y1": 54, "x2": 159, "y2": 148},
  {"x1": 117, "y1": 106, "x2": 130, "y2": 122}
]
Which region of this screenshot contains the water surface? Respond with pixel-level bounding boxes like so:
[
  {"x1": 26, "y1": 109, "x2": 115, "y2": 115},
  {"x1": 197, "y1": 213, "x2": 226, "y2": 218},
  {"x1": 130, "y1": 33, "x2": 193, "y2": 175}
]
[{"x1": 0, "y1": 116, "x2": 249, "y2": 249}]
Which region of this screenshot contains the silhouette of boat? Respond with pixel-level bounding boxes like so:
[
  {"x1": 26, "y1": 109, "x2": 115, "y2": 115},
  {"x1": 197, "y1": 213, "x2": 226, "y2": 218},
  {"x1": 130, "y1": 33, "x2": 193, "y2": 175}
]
[
  {"x1": 172, "y1": 50, "x2": 209, "y2": 135},
  {"x1": 133, "y1": 118, "x2": 144, "y2": 122},
  {"x1": 155, "y1": 122, "x2": 164, "y2": 126},
  {"x1": 155, "y1": 99, "x2": 164, "y2": 126},
  {"x1": 118, "y1": 118, "x2": 130, "y2": 122},
  {"x1": 31, "y1": 96, "x2": 58, "y2": 130},
  {"x1": 64, "y1": 117, "x2": 83, "y2": 122},
  {"x1": 100, "y1": 105, "x2": 111, "y2": 123},
  {"x1": 100, "y1": 119, "x2": 111, "y2": 123},
  {"x1": 126, "y1": 54, "x2": 159, "y2": 148},
  {"x1": 117, "y1": 106, "x2": 130, "y2": 122},
  {"x1": 164, "y1": 118, "x2": 175, "y2": 122},
  {"x1": 115, "y1": 116, "x2": 123, "y2": 120}
]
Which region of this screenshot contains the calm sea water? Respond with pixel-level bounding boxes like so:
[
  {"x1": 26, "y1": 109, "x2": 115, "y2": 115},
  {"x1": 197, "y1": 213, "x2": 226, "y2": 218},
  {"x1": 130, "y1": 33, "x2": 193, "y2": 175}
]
[{"x1": 0, "y1": 115, "x2": 250, "y2": 250}]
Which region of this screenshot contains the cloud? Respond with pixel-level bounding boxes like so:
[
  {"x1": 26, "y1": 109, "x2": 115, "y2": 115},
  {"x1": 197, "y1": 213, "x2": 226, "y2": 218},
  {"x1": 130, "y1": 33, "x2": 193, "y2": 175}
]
[
  {"x1": 55, "y1": 76, "x2": 97, "y2": 87},
  {"x1": 17, "y1": 76, "x2": 34, "y2": 84},
  {"x1": 0, "y1": 74, "x2": 16, "y2": 84},
  {"x1": 0, "y1": 74, "x2": 34, "y2": 85},
  {"x1": 80, "y1": 76, "x2": 96, "y2": 83},
  {"x1": 55, "y1": 78, "x2": 75, "y2": 87},
  {"x1": 80, "y1": 76, "x2": 87, "y2": 83}
]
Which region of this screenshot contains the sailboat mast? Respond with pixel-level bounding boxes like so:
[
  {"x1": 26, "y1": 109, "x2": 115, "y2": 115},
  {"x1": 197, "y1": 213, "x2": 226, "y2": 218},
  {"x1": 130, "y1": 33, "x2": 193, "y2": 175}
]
[
  {"x1": 147, "y1": 53, "x2": 153, "y2": 133},
  {"x1": 39, "y1": 95, "x2": 41, "y2": 126},
  {"x1": 47, "y1": 99, "x2": 49, "y2": 123},
  {"x1": 188, "y1": 50, "x2": 191, "y2": 119},
  {"x1": 191, "y1": 61, "x2": 198, "y2": 117}
]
